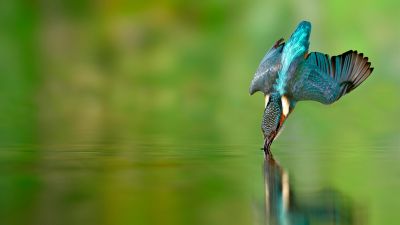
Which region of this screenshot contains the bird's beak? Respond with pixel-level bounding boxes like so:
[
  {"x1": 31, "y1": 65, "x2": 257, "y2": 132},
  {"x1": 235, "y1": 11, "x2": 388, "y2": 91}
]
[{"x1": 263, "y1": 137, "x2": 273, "y2": 155}]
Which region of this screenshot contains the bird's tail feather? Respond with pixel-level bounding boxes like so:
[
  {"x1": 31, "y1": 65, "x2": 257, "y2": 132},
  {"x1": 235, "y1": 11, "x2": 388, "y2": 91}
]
[
  {"x1": 281, "y1": 21, "x2": 311, "y2": 72},
  {"x1": 277, "y1": 21, "x2": 311, "y2": 94}
]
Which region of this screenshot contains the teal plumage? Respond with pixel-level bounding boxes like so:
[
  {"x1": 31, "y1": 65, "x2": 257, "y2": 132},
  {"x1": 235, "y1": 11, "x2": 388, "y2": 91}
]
[
  {"x1": 275, "y1": 21, "x2": 310, "y2": 95},
  {"x1": 249, "y1": 21, "x2": 374, "y2": 156}
]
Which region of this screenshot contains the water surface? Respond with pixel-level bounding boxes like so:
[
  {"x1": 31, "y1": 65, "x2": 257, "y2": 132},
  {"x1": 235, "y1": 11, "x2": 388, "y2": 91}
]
[{"x1": 1, "y1": 138, "x2": 400, "y2": 225}]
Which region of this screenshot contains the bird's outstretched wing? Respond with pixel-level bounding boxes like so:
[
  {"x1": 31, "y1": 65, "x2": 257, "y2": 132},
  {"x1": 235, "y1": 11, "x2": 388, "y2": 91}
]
[
  {"x1": 290, "y1": 50, "x2": 373, "y2": 104},
  {"x1": 249, "y1": 38, "x2": 285, "y2": 95}
]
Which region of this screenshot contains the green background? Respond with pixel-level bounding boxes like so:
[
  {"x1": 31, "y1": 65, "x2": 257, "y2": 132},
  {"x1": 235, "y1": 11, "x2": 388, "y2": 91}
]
[{"x1": 1, "y1": 1, "x2": 400, "y2": 225}]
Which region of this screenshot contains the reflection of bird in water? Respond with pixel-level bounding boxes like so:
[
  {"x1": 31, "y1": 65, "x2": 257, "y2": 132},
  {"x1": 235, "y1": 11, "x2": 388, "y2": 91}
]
[
  {"x1": 249, "y1": 21, "x2": 374, "y2": 157},
  {"x1": 264, "y1": 156, "x2": 296, "y2": 225},
  {"x1": 262, "y1": 156, "x2": 356, "y2": 225}
]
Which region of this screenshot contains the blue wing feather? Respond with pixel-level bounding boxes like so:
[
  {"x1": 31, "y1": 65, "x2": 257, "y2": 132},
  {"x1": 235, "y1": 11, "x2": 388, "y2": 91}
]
[
  {"x1": 290, "y1": 51, "x2": 373, "y2": 104},
  {"x1": 249, "y1": 39, "x2": 285, "y2": 95}
]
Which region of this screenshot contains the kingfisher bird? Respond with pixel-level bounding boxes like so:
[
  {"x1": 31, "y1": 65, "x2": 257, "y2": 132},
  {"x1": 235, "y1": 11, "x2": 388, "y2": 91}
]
[{"x1": 249, "y1": 21, "x2": 373, "y2": 156}]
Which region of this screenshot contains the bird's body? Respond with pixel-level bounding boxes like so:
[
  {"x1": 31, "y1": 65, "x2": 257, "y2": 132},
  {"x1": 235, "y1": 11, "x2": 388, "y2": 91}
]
[{"x1": 250, "y1": 21, "x2": 374, "y2": 156}]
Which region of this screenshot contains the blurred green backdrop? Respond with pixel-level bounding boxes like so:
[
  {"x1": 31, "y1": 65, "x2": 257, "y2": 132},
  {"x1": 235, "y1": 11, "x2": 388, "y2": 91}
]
[{"x1": 1, "y1": 1, "x2": 400, "y2": 225}]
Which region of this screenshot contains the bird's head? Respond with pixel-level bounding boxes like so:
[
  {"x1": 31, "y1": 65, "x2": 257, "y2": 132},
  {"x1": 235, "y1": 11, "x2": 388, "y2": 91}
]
[{"x1": 262, "y1": 93, "x2": 291, "y2": 153}]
